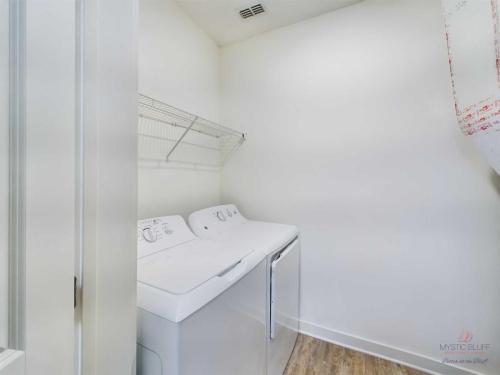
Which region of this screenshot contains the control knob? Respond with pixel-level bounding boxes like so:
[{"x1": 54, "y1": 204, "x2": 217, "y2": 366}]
[
  {"x1": 142, "y1": 227, "x2": 157, "y2": 243},
  {"x1": 216, "y1": 211, "x2": 226, "y2": 221}
]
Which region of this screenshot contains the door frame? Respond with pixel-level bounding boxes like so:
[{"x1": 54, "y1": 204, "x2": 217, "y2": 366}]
[
  {"x1": 6, "y1": 1, "x2": 138, "y2": 374},
  {"x1": 8, "y1": 0, "x2": 26, "y2": 352},
  {"x1": 79, "y1": 1, "x2": 138, "y2": 375}
]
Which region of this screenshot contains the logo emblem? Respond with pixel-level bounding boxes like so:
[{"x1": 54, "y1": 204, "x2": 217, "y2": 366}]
[{"x1": 458, "y1": 330, "x2": 473, "y2": 343}]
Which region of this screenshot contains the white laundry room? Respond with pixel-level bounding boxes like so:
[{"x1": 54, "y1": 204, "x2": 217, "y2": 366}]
[{"x1": 0, "y1": 0, "x2": 499, "y2": 375}]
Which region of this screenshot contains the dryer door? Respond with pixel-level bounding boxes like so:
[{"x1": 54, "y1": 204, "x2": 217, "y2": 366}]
[{"x1": 269, "y1": 239, "x2": 300, "y2": 375}]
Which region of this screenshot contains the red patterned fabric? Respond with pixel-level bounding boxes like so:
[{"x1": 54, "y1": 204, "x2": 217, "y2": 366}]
[{"x1": 443, "y1": 0, "x2": 500, "y2": 135}]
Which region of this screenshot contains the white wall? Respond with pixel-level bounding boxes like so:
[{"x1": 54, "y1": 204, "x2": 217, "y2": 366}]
[
  {"x1": 221, "y1": 0, "x2": 500, "y2": 374},
  {"x1": 0, "y1": 0, "x2": 8, "y2": 350},
  {"x1": 138, "y1": 0, "x2": 222, "y2": 219}
]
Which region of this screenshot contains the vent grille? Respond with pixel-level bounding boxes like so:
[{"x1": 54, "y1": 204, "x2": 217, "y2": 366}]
[
  {"x1": 251, "y1": 4, "x2": 265, "y2": 15},
  {"x1": 239, "y1": 3, "x2": 266, "y2": 19},
  {"x1": 239, "y1": 8, "x2": 254, "y2": 19}
]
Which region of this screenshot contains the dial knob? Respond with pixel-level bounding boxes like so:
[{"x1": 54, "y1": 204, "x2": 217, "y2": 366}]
[
  {"x1": 216, "y1": 211, "x2": 226, "y2": 221},
  {"x1": 142, "y1": 227, "x2": 157, "y2": 243}
]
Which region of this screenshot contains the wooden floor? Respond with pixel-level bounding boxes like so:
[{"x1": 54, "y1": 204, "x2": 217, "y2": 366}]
[{"x1": 284, "y1": 334, "x2": 429, "y2": 375}]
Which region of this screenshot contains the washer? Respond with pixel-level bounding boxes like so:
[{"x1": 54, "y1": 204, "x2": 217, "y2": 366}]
[
  {"x1": 188, "y1": 205, "x2": 300, "y2": 375},
  {"x1": 137, "y1": 215, "x2": 267, "y2": 375}
]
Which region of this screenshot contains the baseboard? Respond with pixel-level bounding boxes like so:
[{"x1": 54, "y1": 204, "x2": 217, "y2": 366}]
[{"x1": 299, "y1": 320, "x2": 482, "y2": 375}]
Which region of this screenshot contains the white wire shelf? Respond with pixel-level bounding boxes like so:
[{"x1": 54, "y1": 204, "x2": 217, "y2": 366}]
[{"x1": 138, "y1": 94, "x2": 246, "y2": 170}]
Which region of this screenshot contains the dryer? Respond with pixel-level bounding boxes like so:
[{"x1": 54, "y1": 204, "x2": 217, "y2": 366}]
[
  {"x1": 188, "y1": 205, "x2": 300, "y2": 375},
  {"x1": 137, "y1": 215, "x2": 267, "y2": 375}
]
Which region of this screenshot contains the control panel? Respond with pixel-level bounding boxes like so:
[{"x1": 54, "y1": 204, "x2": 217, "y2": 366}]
[
  {"x1": 188, "y1": 204, "x2": 248, "y2": 239},
  {"x1": 137, "y1": 215, "x2": 195, "y2": 258}
]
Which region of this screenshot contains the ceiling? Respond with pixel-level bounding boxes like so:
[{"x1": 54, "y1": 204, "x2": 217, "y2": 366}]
[{"x1": 175, "y1": 0, "x2": 362, "y2": 46}]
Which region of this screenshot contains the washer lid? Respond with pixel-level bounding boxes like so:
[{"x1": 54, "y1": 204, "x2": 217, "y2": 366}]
[
  {"x1": 211, "y1": 221, "x2": 298, "y2": 256},
  {"x1": 137, "y1": 238, "x2": 255, "y2": 295}
]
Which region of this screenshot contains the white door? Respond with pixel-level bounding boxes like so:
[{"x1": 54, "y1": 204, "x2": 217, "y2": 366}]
[
  {"x1": 0, "y1": 0, "x2": 77, "y2": 374},
  {"x1": 23, "y1": 0, "x2": 77, "y2": 373}
]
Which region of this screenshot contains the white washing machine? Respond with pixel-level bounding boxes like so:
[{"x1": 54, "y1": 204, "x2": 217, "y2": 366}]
[
  {"x1": 188, "y1": 205, "x2": 300, "y2": 375},
  {"x1": 137, "y1": 215, "x2": 267, "y2": 375}
]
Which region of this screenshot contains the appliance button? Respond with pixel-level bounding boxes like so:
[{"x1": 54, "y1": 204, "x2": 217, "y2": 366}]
[{"x1": 162, "y1": 224, "x2": 173, "y2": 235}]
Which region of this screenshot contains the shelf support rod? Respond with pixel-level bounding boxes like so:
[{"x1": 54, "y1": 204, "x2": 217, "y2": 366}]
[{"x1": 166, "y1": 116, "x2": 198, "y2": 162}]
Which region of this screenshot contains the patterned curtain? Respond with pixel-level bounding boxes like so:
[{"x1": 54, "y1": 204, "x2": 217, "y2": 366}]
[{"x1": 443, "y1": 0, "x2": 500, "y2": 172}]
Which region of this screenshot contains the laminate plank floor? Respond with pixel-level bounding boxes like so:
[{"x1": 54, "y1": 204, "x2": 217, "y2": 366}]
[{"x1": 284, "y1": 334, "x2": 429, "y2": 375}]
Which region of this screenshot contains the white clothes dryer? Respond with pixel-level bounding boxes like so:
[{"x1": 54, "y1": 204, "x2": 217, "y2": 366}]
[{"x1": 188, "y1": 205, "x2": 300, "y2": 375}]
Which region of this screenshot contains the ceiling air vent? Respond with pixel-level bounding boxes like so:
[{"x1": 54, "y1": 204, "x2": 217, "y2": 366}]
[
  {"x1": 251, "y1": 4, "x2": 265, "y2": 15},
  {"x1": 239, "y1": 3, "x2": 266, "y2": 19}
]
